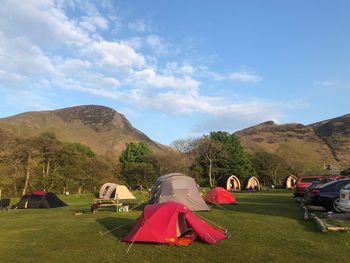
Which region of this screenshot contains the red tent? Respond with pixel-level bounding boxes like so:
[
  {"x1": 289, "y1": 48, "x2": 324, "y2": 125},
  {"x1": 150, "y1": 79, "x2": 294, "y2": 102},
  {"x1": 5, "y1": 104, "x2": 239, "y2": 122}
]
[
  {"x1": 25, "y1": 189, "x2": 47, "y2": 196},
  {"x1": 204, "y1": 187, "x2": 237, "y2": 204},
  {"x1": 122, "y1": 202, "x2": 226, "y2": 245}
]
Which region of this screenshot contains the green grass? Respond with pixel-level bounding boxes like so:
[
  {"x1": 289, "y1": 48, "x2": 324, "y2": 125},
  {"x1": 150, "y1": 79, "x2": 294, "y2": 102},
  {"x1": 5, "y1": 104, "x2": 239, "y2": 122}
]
[{"x1": 1, "y1": 192, "x2": 350, "y2": 263}]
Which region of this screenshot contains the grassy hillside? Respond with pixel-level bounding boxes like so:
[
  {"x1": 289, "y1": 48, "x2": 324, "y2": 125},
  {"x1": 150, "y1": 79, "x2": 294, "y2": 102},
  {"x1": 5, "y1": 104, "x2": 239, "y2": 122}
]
[
  {"x1": 1, "y1": 192, "x2": 349, "y2": 263},
  {"x1": 236, "y1": 117, "x2": 350, "y2": 169},
  {"x1": 0, "y1": 105, "x2": 168, "y2": 157}
]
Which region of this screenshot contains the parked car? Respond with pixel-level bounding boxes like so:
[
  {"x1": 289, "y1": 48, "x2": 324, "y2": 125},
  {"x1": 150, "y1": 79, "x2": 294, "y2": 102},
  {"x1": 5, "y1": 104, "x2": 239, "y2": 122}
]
[
  {"x1": 306, "y1": 179, "x2": 350, "y2": 212},
  {"x1": 295, "y1": 175, "x2": 345, "y2": 197},
  {"x1": 339, "y1": 183, "x2": 350, "y2": 212},
  {"x1": 304, "y1": 176, "x2": 348, "y2": 202},
  {"x1": 304, "y1": 177, "x2": 335, "y2": 202}
]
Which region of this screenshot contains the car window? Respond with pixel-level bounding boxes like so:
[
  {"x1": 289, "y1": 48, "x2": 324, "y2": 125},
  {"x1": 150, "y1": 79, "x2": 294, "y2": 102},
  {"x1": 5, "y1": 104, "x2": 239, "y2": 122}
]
[
  {"x1": 343, "y1": 183, "x2": 350, "y2": 190},
  {"x1": 320, "y1": 180, "x2": 340, "y2": 188},
  {"x1": 301, "y1": 178, "x2": 319, "y2": 183},
  {"x1": 321, "y1": 180, "x2": 350, "y2": 188},
  {"x1": 334, "y1": 181, "x2": 350, "y2": 188}
]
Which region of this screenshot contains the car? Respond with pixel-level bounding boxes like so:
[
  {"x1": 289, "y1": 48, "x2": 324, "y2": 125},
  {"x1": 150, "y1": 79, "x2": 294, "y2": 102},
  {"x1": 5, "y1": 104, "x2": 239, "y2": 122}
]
[
  {"x1": 307, "y1": 179, "x2": 350, "y2": 212},
  {"x1": 303, "y1": 176, "x2": 348, "y2": 202},
  {"x1": 339, "y1": 183, "x2": 350, "y2": 212},
  {"x1": 295, "y1": 175, "x2": 345, "y2": 197},
  {"x1": 304, "y1": 177, "x2": 335, "y2": 203}
]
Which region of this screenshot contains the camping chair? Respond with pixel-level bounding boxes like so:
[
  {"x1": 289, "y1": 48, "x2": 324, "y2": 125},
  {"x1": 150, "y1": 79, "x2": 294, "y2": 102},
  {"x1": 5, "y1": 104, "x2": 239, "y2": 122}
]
[{"x1": 0, "y1": 198, "x2": 10, "y2": 211}]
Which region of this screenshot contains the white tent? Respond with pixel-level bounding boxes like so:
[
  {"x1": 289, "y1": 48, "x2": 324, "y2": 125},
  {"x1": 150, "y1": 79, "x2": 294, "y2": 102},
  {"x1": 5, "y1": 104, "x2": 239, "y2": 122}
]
[{"x1": 99, "y1": 183, "x2": 136, "y2": 200}]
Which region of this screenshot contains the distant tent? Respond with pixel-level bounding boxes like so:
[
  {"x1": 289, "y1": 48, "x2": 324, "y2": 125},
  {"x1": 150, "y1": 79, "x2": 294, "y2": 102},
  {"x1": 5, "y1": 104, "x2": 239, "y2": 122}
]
[
  {"x1": 217, "y1": 175, "x2": 241, "y2": 191},
  {"x1": 99, "y1": 183, "x2": 136, "y2": 200},
  {"x1": 149, "y1": 173, "x2": 209, "y2": 211},
  {"x1": 244, "y1": 176, "x2": 260, "y2": 191},
  {"x1": 122, "y1": 202, "x2": 226, "y2": 245},
  {"x1": 17, "y1": 190, "x2": 67, "y2": 209},
  {"x1": 204, "y1": 187, "x2": 237, "y2": 204},
  {"x1": 285, "y1": 175, "x2": 297, "y2": 189}
]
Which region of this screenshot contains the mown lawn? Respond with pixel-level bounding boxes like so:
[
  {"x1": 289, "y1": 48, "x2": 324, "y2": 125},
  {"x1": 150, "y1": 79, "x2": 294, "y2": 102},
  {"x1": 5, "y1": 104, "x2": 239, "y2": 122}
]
[{"x1": 0, "y1": 191, "x2": 349, "y2": 263}]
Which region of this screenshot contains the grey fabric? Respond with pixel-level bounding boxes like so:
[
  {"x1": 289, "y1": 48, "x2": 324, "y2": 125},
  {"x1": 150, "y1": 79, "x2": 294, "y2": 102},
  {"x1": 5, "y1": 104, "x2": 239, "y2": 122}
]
[{"x1": 149, "y1": 173, "x2": 209, "y2": 211}]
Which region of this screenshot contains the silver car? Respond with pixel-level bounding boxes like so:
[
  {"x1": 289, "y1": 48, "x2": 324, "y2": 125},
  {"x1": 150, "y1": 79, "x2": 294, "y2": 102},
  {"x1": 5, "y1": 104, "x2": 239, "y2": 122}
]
[{"x1": 339, "y1": 183, "x2": 350, "y2": 212}]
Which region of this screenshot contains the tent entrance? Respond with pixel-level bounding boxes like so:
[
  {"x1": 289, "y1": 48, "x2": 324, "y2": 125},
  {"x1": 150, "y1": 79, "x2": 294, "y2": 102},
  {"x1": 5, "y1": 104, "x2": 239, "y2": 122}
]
[
  {"x1": 176, "y1": 213, "x2": 197, "y2": 246},
  {"x1": 176, "y1": 213, "x2": 189, "y2": 237}
]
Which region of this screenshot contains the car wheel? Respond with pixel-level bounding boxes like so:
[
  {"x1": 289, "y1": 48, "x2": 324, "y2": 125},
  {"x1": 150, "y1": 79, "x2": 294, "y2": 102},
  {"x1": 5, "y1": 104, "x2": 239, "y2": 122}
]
[{"x1": 330, "y1": 198, "x2": 343, "y2": 213}]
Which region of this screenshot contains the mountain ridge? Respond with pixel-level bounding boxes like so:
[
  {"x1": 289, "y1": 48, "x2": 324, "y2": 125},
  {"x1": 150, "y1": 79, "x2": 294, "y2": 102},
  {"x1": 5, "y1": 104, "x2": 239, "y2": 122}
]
[
  {"x1": 0, "y1": 105, "x2": 167, "y2": 156},
  {"x1": 236, "y1": 113, "x2": 350, "y2": 168}
]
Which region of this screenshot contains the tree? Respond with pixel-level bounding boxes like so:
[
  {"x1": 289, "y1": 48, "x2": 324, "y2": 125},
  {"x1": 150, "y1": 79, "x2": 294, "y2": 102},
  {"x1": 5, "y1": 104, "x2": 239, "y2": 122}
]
[
  {"x1": 276, "y1": 141, "x2": 323, "y2": 176},
  {"x1": 119, "y1": 141, "x2": 151, "y2": 163},
  {"x1": 195, "y1": 136, "x2": 223, "y2": 187},
  {"x1": 149, "y1": 150, "x2": 189, "y2": 176},
  {"x1": 36, "y1": 132, "x2": 62, "y2": 190},
  {"x1": 119, "y1": 141, "x2": 156, "y2": 190},
  {"x1": 251, "y1": 151, "x2": 288, "y2": 186},
  {"x1": 171, "y1": 137, "x2": 199, "y2": 153},
  {"x1": 191, "y1": 131, "x2": 257, "y2": 187},
  {"x1": 121, "y1": 162, "x2": 158, "y2": 190},
  {"x1": 15, "y1": 138, "x2": 39, "y2": 195},
  {"x1": 57, "y1": 143, "x2": 95, "y2": 194},
  {"x1": 209, "y1": 131, "x2": 256, "y2": 179}
]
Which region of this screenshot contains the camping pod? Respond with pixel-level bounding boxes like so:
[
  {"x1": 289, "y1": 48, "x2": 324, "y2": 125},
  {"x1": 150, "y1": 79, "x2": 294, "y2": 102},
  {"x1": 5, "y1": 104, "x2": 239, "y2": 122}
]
[
  {"x1": 217, "y1": 175, "x2": 241, "y2": 191},
  {"x1": 149, "y1": 173, "x2": 209, "y2": 211},
  {"x1": 17, "y1": 190, "x2": 67, "y2": 209},
  {"x1": 204, "y1": 187, "x2": 237, "y2": 204},
  {"x1": 244, "y1": 176, "x2": 261, "y2": 191},
  {"x1": 122, "y1": 202, "x2": 226, "y2": 245},
  {"x1": 285, "y1": 175, "x2": 297, "y2": 189},
  {"x1": 99, "y1": 183, "x2": 136, "y2": 200}
]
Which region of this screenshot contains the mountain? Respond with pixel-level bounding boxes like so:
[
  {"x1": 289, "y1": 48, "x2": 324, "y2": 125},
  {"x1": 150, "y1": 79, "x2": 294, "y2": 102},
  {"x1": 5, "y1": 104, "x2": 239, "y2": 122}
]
[
  {"x1": 236, "y1": 114, "x2": 350, "y2": 168},
  {"x1": 0, "y1": 105, "x2": 167, "y2": 156}
]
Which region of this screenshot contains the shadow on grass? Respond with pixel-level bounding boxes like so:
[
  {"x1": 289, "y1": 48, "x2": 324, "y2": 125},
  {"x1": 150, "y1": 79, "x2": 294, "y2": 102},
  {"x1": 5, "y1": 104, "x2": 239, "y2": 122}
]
[
  {"x1": 96, "y1": 217, "x2": 136, "y2": 240},
  {"x1": 209, "y1": 194, "x2": 320, "y2": 233},
  {"x1": 131, "y1": 202, "x2": 148, "y2": 211}
]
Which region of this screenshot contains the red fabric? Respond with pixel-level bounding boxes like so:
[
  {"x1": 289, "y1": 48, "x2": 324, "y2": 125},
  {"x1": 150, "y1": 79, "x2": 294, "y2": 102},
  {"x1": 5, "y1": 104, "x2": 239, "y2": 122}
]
[
  {"x1": 204, "y1": 187, "x2": 236, "y2": 204},
  {"x1": 185, "y1": 212, "x2": 226, "y2": 244},
  {"x1": 122, "y1": 201, "x2": 226, "y2": 245},
  {"x1": 25, "y1": 189, "x2": 47, "y2": 196}
]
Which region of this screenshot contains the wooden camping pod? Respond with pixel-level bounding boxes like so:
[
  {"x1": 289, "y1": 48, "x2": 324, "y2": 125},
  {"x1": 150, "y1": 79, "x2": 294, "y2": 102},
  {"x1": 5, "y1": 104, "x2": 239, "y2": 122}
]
[
  {"x1": 285, "y1": 175, "x2": 297, "y2": 189},
  {"x1": 217, "y1": 175, "x2": 241, "y2": 191},
  {"x1": 244, "y1": 176, "x2": 260, "y2": 191}
]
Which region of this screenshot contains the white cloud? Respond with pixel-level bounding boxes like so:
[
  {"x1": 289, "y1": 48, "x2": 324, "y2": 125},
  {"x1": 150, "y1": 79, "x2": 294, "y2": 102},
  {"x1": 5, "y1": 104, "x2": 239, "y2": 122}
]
[
  {"x1": 134, "y1": 69, "x2": 199, "y2": 91},
  {"x1": 146, "y1": 35, "x2": 168, "y2": 54},
  {"x1": 0, "y1": 0, "x2": 89, "y2": 47},
  {"x1": 0, "y1": 33, "x2": 55, "y2": 79},
  {"x1": 228, "y1": 70, "x2": 262, "y2": 83},
  {"x1": 89, "y1": 40, "x2": 145, "y2": 68},
  {"x1": 316, "y1": 80, "x2": 335, "y2": 87},
  {"x1": 0, "y1": 0, "x2": 294, "y2": 134},
  {"x1": 79, "y1": 15, "x2": 109, "y2": 32},
  {"x1": 128, "y1": 19, "x2": 151, "y2": 33}
]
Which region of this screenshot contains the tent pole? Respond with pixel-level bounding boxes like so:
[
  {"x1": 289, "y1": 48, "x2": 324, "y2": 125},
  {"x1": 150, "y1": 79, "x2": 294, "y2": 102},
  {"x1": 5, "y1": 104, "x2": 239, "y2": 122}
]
[
  {"x1": 99, "y1": 220, "x2": 135, "y2": 236},
  {"x1": 126, "y1": 240, "x2": 135, "y2": 254}
]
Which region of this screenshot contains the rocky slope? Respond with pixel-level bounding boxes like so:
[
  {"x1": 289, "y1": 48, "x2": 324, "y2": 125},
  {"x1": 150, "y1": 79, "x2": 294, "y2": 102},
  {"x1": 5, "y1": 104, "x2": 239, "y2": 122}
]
[
  {"x1": 0, "y1": 105, "x2": 167, "y2": 156},
  {"x1": 236, "y1": 114, "x2": 350, "y2": 168}
]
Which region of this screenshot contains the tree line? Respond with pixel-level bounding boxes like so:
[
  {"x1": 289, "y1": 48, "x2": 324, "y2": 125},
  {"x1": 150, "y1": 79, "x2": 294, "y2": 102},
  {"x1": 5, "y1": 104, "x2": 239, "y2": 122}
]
[{"x1": 0, "y1": 129, "x2": 327, "y2": 197}]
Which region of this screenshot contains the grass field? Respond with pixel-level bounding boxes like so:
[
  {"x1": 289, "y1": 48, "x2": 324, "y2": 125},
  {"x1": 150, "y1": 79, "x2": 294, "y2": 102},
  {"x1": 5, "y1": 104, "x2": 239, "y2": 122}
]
[{"x1": 1, "y1": 191, "x2": 349, "y2": 263}]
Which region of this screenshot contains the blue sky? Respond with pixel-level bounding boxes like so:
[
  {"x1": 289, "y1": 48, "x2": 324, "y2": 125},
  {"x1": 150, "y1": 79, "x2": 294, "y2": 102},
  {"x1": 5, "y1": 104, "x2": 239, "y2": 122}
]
[{"x1": 0, "y1": 0, "x2": 349, "y2": 145}]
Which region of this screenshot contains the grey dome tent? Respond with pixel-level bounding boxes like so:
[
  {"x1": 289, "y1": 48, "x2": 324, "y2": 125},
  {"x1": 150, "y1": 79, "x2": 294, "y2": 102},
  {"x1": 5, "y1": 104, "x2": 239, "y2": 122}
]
[{"x1": 149, "y1": 173, "x2": 209, "y2": 211}]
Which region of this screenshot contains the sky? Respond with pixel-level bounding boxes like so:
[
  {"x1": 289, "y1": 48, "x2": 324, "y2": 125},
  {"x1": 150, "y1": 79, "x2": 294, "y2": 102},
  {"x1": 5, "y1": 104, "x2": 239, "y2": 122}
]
[{"x1": 0, "y1": 0, "x2": 349, "y2": 145}]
